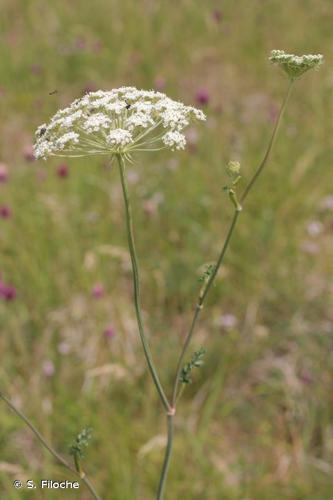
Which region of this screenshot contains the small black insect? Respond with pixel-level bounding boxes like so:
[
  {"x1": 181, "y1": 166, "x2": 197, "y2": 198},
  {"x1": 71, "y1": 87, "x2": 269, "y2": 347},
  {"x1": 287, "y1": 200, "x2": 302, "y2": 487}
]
[
  {"x1": 49, "y1": 89, "x2": 58, "y2": 95},
  {"x1": 38, "y1": 127, "x2": 47, "y2": 137},
  {"x1": 125, "y1": 102, "x2": 131, "y2": 110}
]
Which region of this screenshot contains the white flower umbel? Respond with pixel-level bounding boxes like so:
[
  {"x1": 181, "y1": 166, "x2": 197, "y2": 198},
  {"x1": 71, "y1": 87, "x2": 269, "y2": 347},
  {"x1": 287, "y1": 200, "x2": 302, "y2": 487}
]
[
  {"x1": 34, "y1": 87, "x2": 206, "y2": 160},
  {"x1": 269, "y1": 50, "x2": 323, "y2": 80},
  {"x1": 162, "y1": 131, "x2": 186, "y2": 151}
]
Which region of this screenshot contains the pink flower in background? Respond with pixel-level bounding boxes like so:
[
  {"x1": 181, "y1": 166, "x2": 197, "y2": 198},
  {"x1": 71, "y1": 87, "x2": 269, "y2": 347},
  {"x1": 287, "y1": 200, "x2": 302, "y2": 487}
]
[
  {"x1": 23, "y1": 144, "x2": 35, "y2": 162},
  {"x1": 0, "y1": 205, "x2": 11, "y2": 218},
  {"x1": 212, "y1": 9, "x2": 223, "y2": 23},
  {"x1": 307, "y1": 220, "x2": 323, "y2": 237},
  {"x1": 92, "y1": 283, "x2": 105, "y2": 299},
  {"x1": 319, "y1": 195, "x2": 333, "y2": 211},
  {"x1": 195, "y1": 88, "x2": 210, "y2": 106},
  {"x1": 299, "y1": 369, "x2": 313, "y2": 385},
  {"x1": 143, "y1": 199, "x2": 158, "y2": 217},
  {"x1": 42, "y1": 360, "x2": 55, "y2": 377},
  {"x1": 104, "y1": 326, "x2": 116, "y2": 339},
  {"x1": 58, "y1": 342, "x2": 71, "y2": 355},
  {"x1": 0, "y1": 163, "x2": 8, "y2": 182},
  {"x1": 218, "y1": 313, "x2": 238, "y2": 329},
  {"x1": 57, "y1": 163, "x2": 69, "y2": 178},
  {"x1": 0, "y1": 282, "x2": 16, "y2": 301},
  {"x1": 92, "y1": 40, "x2": 103, "y2": 54},
  {"x1": 143, "y1": 192, "x2": 164, "y2": 217},
  {"x1": 154, "y1": 76, "x2": 166, "y2": 91},
  {"x1": 300, "y1": 241, "x2": 319, "y2": 254},
  {"x1": 74, "y1": 36, "x2": 87, "y2": 51}
]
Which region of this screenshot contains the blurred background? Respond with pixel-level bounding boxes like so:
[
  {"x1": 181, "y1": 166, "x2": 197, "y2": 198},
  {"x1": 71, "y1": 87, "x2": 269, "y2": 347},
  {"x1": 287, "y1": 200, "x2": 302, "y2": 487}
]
[{"x1": 0, "y1": 1, "x2": 332, "y2": 498}]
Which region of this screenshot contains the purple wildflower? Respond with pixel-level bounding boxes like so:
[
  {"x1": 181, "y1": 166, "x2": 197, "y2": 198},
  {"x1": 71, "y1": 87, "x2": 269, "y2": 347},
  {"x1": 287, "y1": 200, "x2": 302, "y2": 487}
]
[
  {"x1": 42, "y1": 360, "x2": 55, "y2": 377},
  {"x1": 92, "y1": 40, "x2": 103, "y2": 54},
  {"x1": 0, "y1": 205, "x2": 11, "y2": 219},
  {"x1": 212, "y1": 9, "x2": 223, "y2": 23},
  {"x1": 74, "y1": 36, "x2": 86, "y2": 51},
  {"x1": 0, "y1": 282, "x2": 16, "y2": 301},
  {"x1": 57, "y1": 163, "x2": 69, "y2": 178},
  {"x1": 0, "y1": 163, "x2": 8, "y2": 183},
  {"x1": 195, "y1": 88, "x2": 210, "y2": 106},
  {"x1": 104, "y1": 326, "x2": 116, "y2": 339},
  {"x1": 92, "y1": 283, "x2": 104, "y2": 299},
  {"x1": 299, "y1": 369, "x2": 313, "y2": 385},
  {"x1": 58, "y1": 342, "x2": 71, "y2": 355}
]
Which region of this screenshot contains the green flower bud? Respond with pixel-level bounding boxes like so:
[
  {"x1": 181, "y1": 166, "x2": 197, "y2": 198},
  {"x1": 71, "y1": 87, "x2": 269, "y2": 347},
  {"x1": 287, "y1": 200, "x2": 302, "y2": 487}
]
[
  {"x1": 269, "y1": 50, "x2": 323, "y2": 80},
  {"x1": 227, "y1": 160, "x2": 241, "y2": 178}
]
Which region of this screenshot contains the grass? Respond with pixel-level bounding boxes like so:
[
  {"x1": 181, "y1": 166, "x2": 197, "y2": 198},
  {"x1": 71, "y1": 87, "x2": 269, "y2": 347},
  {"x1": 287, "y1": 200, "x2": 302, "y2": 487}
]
[{"x1": 1, "y1": 0, "x2": 333, "y2": 498}]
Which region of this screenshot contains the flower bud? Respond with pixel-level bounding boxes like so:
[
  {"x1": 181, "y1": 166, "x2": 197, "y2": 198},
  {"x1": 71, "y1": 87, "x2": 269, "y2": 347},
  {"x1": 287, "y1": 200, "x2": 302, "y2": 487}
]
[
  {"x1": 226, "y1": 160, "x2": 241, "y2": 178},
  {"x1": 269, "y1": 50, "x2": 323, "y2": 80}
]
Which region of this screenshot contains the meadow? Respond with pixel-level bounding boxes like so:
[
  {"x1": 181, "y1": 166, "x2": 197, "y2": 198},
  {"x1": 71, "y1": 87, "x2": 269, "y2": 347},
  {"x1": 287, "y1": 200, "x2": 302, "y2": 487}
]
[{"x1": 0, "y1": 1, "x2": 333, "y2": 499}]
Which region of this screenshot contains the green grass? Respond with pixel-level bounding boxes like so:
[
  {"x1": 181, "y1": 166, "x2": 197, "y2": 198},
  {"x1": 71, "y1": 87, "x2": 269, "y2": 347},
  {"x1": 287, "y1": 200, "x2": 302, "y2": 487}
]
[{"x1": 1, "y1": 0, "x2": 333, "y2": 498}]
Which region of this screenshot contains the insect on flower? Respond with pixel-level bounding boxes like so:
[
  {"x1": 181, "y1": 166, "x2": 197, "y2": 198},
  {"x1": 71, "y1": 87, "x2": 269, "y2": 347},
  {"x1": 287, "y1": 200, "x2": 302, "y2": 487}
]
[{"x1": 34, "y1": 87, "x2": 206, "y2": 161}]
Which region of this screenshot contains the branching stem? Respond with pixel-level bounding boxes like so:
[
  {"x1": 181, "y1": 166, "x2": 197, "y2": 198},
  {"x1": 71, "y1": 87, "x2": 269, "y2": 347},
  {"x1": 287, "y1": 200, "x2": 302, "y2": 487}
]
[
  {"x1": 0, "y1": 393, "x2": 101, "y2": 500},
  {"x1": 171, "y1": 80, "x2": 294, "y2": 408}
]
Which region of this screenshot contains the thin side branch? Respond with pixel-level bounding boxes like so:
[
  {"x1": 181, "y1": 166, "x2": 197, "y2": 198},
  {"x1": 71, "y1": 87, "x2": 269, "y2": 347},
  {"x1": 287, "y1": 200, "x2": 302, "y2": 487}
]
[{"x1": 0, "y1": 393, "x2": 101, "y2": 500}]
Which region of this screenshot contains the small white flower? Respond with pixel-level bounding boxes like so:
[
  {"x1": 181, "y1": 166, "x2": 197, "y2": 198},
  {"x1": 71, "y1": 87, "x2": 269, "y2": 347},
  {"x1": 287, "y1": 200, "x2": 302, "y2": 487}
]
[
  {"x1": 56, "y1": 132, "x2": 80, "y2": 151},
  {"x1": 107, "y1": 129, "x2": 133, "y2": 148},
  {"x1": 162, "y1": 131, "x2": 186, "y2": 150},
  {"x1": 57, "y1": 110, "x2": 83, "y2": 128},
  {"x1": 82, "y1": 113, "x2": 111, "y2": 133},
  {"x1": 125, "y1": 113, "x2": 154, "y2": 131},
  {"x1": 104, "y1": 101, "x2": 127, "y2": 114},
  {"x1": 34, "y1": 87, "x2": 206, "y2": 159}
]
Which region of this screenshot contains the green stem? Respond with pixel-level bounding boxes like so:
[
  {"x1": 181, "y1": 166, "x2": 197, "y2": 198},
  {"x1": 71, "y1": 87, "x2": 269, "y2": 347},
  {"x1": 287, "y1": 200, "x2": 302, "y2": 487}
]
[
  {"x1": 241, "y1": 79, "x2": 294, "y2": 203},
  {"x1": 116, "y1": 154, "x2": 170, "y2": 412},
  {"x1": 156, "y1": 414, "x2": 174, "y2": 500},
  {"x1": 172, "y1": 80, "x2": 294, "y2": 406},
  {"x1": 0, "y1": 393, "x2": 101, "y2": 500}
]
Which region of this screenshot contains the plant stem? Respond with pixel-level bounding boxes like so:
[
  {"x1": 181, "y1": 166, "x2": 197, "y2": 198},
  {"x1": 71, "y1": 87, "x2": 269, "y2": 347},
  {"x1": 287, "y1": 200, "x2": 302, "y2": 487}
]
[
  {"x1": 156, "y1": 414, "x2": 174, "y2": 500},
  {"x1": 241, "y1": 80, "x2": 294, "y2": 203},
  {"x1": 172, "y1": 80, "x2": 294, "y2": 406},
  {"x1": 116, "y1": 154, "x2": 170, "y2": 412},
  {"x1": 0, "y1": 393, "x2": 101, "y2": 500}
]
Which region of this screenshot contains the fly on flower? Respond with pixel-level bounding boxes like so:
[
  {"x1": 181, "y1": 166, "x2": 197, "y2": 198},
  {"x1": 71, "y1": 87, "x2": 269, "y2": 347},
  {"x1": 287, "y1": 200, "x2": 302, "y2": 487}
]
[{"x1": 34, "y1": 87, "x2": 206, "y2": 161}]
